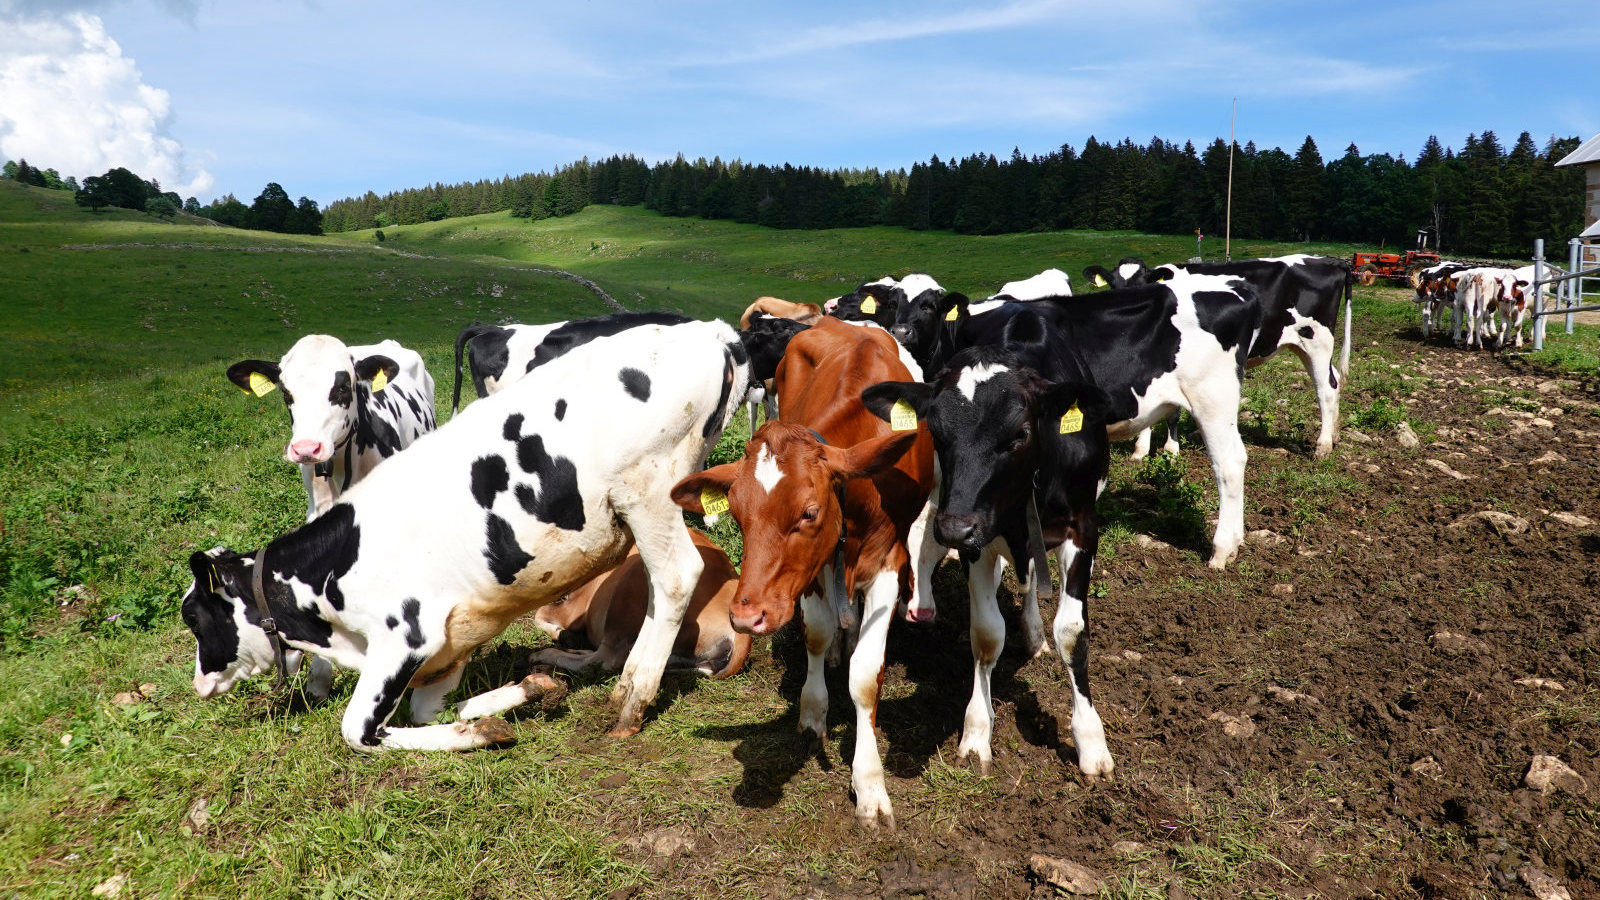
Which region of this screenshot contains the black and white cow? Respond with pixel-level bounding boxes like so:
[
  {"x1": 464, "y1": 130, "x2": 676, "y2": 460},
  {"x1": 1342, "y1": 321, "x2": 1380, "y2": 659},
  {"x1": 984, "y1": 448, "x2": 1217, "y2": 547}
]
[
  {"x1": 950, "y1": 272, "x2": 1262, "y2": 568},
  {"x1": 227, "y1": 336, "x2": 436, "y2": 521},
  {"x1": 889, "y1": 268, "x2": 1075, "y2": 375},
  {"x1": 737, "y1": 310, "x2": 812, "y2": 432},
  {"x1": 183, "y1": 320, "x2": 751, "y2": 750},
  {"x1": 1084, "y1": 254, "x2": 1352, "y2": 459},
  {"x1": 450, "y1": 311, "x2": 693, "y2": 415},
  {"x1": 863, "y1": 339, "x2": 1115, "y2": 780}
]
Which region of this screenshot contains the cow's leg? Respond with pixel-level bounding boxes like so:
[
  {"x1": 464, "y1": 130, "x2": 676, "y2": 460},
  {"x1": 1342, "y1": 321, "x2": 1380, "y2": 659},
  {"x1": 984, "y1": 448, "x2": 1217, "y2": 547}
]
[
  {"x1": 848, "y1": 569, "x2": 901, "y2": 828},
  {"x1": 609, "y1": 514, "x2": 701, "y2": 737},
  {"x1": 1159, "y1": 410, "x2": 1181, "y2": 456},
  {"x1": 1187, "y1": 383, "x2": 1248, "y2": 569},
  {"x1": 798, "y1": 589, "x2": 836, "y2": 744},
  {"x1": 454, "y1": 670, "x2": 564, "y2": 721},
  {"x1": 339, "y1": 645, "x2": 515, "y2": 752},
  {"x1": 1019, "y1": 556, "x2": 1047, "y2": 659},
  {"x1": 304, "y1": 655, "x2": 334, "y2": 703},
  {"x1": 1129, "y1": 427, "x2": 1154, "y2": 461},
  {"x1": 1055, "y1": 509, "x2": 1113, "y2": 778},
  {"x1": 1284, "y1": 326, "x2": 1340, "y2": 459},
  {"x1": 531, "y1": 646, "x2": 607, "y2": 673},
  {"x1": 902, "y1": 460, "x2": 942, "y2": 623},
  {"x1": 956, "y1": 545, "x2": 1008, "y2": 773},
  {"x1": 408, "y1": 665, "x2": 466, "y2": 724}
]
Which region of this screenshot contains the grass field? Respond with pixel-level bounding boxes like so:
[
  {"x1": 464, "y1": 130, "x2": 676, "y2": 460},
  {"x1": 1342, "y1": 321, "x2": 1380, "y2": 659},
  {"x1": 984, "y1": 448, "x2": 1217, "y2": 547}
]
[{"x1": 3, "y1": 178, "x2": 1596, "y2": 899}]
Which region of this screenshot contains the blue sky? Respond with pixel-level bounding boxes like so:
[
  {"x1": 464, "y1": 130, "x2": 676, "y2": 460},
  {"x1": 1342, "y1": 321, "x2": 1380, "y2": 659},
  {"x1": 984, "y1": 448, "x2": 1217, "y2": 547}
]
[{"x1": 2, "y1": 0, "x2": 1595, "y2": 206}]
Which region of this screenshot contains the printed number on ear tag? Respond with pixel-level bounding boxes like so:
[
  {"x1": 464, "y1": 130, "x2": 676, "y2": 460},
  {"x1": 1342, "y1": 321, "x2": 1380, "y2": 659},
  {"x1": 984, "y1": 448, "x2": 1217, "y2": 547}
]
[
  {"x1": 944, "y1": 306, "x2": 959, "y2": 321},
  {"x1": 369, "y1": 370, "x2": 389, "y2": 393},
  {"x1": 1059, "y1": 402, "x2": 1084, "y2": 434},
  {"x1": 700, "y1": 487, "x2": 730, "y2": 517},
  {"x1": 248, "y1": 372, "x2": 276, "y2": 397},
  {"x1": 890, "y1": 399, "x2": 919, "y2": 432},
  {"x1": 860, "y1": 297, "x2": 877, "y2": 314}
]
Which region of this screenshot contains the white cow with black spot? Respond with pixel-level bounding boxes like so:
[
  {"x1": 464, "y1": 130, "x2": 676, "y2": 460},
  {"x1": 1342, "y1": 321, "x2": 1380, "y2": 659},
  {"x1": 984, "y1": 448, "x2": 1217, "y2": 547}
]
[{"x1": 183, "y1": 320, "x2": 750, "y2": 751}]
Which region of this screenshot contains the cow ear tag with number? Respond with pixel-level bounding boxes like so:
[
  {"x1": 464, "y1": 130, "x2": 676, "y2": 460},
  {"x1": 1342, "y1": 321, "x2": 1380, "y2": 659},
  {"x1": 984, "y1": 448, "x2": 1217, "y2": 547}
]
[
  {"x1": 1091, "y1": 274, "x2": 1107, "y2": 288},
  {"x1": 1059, "y1": 402, "x2": 1083, "y2": 434},
  {"x1": 890, "y1": 399, "x2": 919, "y2": 432},
  {"x1": 944, "y1": 306, "x2": 959, "y2": 321},
  {"x1": 700, "y1": 487, "x2": 730, "y2": 517},
  {"x1": 369, "y1": 369, "x2": 389, "y2": 393},
  {"x1": 860, "y1": 296, "x2": 877, "y2": 314},
  {"x1": 247, "y1": 372, "x2": 276, "y2": 397}
]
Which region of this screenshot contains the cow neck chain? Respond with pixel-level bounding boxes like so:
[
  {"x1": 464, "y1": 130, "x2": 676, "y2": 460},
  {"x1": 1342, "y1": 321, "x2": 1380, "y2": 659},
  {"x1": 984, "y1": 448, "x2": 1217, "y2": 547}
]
[
  {"x1": 250, "y1": 547, "x2": 290, "y2": 690},
  {"x1": 313, "y1": 429, "x2": 354, "y2": 482}
]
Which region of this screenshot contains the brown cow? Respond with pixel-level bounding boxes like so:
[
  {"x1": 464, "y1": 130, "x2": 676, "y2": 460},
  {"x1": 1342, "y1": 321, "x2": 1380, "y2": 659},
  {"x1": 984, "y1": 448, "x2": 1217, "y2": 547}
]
[
  {"x1": 671, "y1": 316, "x2": 934, "y2": 828},
  {"x1": 738, "y1": 296, "x2": 823, "y2": 329},
  {"x1": 532, "y1": 530, "x2": 750, "y2": 679}
]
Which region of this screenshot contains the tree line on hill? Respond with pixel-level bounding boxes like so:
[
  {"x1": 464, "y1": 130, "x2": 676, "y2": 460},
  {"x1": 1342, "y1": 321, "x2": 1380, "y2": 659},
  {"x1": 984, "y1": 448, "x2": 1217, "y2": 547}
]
[
  {"x1": 3, "y1": 159, "x2": 322, "y2": 235},
  {"x1": 320, "y1": 130, "x2": 1585, "y2": 257}
]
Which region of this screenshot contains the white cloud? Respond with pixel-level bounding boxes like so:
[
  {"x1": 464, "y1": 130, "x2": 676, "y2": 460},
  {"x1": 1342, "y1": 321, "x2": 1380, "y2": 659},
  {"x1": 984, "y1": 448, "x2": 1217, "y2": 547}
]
[{"x1": 0, "y1": 10, "x2": 212, "y2": 196}]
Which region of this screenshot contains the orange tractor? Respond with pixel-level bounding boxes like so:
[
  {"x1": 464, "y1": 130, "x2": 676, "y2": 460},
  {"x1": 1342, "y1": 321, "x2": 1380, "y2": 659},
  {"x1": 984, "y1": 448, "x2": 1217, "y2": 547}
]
[{"x1": 1351, "y1": 250, "x2": 1441, "y2": 286}]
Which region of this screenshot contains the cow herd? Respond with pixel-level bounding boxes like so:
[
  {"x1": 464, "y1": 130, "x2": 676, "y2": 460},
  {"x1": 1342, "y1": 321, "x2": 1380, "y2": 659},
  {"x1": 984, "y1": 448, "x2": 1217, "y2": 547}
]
[
  {"x1": 179, "y1": 253, "x2": 1353, "y2": 827},
  {"x1": 1413, "y1": 261, "x2": 1551, "y2": 350}
]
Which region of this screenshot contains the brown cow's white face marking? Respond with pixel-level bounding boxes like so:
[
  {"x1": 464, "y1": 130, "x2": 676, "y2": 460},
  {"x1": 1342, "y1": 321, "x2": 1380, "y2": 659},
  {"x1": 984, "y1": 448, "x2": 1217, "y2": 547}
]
[{"x1": 754, "y1": 443, "x2": 785, "y2": 493}]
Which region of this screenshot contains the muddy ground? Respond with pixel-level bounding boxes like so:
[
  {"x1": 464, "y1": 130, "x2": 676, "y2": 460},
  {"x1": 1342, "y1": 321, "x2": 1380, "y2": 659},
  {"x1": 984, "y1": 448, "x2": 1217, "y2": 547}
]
[{"x1": 570, "y1": 299, "x2": 1600, "y2": 900}]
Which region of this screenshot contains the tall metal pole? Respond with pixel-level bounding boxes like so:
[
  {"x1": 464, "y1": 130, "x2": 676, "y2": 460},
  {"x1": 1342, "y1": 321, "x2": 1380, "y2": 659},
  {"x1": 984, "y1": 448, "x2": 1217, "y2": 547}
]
[
  {"x1": 1225, "y1": 98, "x2": 1236, "y2": 262},
  {"x1": 1532, "y1": 239, "x2": 1545, "y2": 351},
  {"x1": 1567, "y1": 238, "x2": 1581, "y2": 335}
]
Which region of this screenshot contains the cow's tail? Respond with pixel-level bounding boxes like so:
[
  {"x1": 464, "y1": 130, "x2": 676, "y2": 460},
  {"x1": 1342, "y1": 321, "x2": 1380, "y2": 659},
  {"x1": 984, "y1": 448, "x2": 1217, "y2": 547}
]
[
  {"x1": 1339, "y1": 268, "x2": 1353, "y2": 379},
  {"x1": 452, "y1": 323, "x2": 496, "y2": 417}
]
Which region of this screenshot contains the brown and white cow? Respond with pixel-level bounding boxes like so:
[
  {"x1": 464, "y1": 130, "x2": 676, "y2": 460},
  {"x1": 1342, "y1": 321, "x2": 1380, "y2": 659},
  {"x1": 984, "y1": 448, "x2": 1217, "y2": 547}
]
[
  {"x1": 671, "y1": 316, "x2": 934, "y2": 827},
  {"x1": 533, "y1": 530, "x2": 750, "y2": 679}
]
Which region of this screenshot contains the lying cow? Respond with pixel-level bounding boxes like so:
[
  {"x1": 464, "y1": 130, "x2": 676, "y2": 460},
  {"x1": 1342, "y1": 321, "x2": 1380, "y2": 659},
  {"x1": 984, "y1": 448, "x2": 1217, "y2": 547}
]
[
  {"x1": 863, "y1": 340, "x2": 1116, "y2": 782},
  {"x1": 670, "y1": 317, "x2": 934, "y2": 827},
  {"x1": 450, "y1": 311, "x2": 692, "y2": 415},
  {"x1": 533, "y1": 529, "x2": 749, "y2": 679},
  {"x1": 183, "y1": 320, "x2": 751, "y2": 751},
  {"x1": 227, "y1": 335, "x2": 436, "y2": 522},
  {"x1": 1083, "y1": 254, "x2": 1351, "y2": 459}
]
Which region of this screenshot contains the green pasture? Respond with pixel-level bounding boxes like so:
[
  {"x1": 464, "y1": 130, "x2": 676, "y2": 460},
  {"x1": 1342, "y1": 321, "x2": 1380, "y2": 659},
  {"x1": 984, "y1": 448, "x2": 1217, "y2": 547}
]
[{"x1": 1, "y1": 177, "x2": 1595, "y2": 898}]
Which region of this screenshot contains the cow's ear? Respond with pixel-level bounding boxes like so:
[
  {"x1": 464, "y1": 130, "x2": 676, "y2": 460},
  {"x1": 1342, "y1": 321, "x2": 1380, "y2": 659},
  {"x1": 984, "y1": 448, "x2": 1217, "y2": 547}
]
[
  {"x1": 1041, "y1": 380, "x2": 1113, "y2": 433},
  {"x1": 188, "y1": 550, "x2": 226, "y2": 596},
  {"x1": 226, "y1": 360, "x2": 280, "y2": 397},
  {"x1": 1082, "y1": 266, "x2": 1112, "y2": 288},
  {"x1": 861, "y1": 381, "x2": 933, "y2": 426},
  {"x1": 355, "y1": 355, "x2": 400, "y2": 393},
  {"x1": 938, "y1": 292, "x2": 969, "y2": 322},
  {"x1": 826, "y1": 430, "x2": 918, "y2": 482},
  {"x1": 670, "y1": 462, "x2": 742, "y2": 515}
]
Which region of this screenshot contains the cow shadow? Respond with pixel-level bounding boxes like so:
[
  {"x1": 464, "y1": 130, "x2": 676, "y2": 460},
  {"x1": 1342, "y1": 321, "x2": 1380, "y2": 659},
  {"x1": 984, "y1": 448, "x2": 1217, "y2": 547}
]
[{"x1": 696, "y1": 559, "x2": 1094, "y2": 810}]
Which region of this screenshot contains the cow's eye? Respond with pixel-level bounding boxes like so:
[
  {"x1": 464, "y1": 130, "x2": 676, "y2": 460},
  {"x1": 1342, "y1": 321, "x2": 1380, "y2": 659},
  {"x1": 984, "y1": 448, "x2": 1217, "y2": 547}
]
[
  {"x1": 800, "y1": 505, "x2": 820, "y2": 523},
  {"x1": 1008, "y1": 425, "x2": 1031, "y2": 451}
]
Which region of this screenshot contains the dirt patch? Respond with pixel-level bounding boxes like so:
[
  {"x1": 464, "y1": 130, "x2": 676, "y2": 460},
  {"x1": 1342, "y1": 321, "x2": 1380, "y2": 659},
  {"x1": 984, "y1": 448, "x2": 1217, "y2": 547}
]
[{"x1": 604, "y1": 306, "x2": 1600, "y2": 899}]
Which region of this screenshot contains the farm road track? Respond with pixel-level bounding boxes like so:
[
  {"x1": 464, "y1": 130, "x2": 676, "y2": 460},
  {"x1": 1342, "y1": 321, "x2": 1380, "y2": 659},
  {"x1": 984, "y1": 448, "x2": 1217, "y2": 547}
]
[{"x1": 590, "y1": 307, "x2": 1599, "y2": 899}]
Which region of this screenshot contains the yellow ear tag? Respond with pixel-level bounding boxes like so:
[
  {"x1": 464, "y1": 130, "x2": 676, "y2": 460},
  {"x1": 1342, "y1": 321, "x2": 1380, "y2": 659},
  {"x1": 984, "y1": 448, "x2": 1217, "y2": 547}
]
[
  {"x1": 944, "y1": 306, "x2": 959, "y2": 322},
  {"x1": 890, "y1": 399, "x2": 919, "y2": 432},
  {"x1": 700, "y1": 487, "x2": 730, "y2": 517},
  {"x1": 860, "y1": 296, "x2": 877, "y2": 314},
  {"x1": 369, "y1": 369, "x2": 389, "y2": 393},
  {"x1": 1091, "y1": 274, "x2": 1107, "y2": 288},
  {"x1": 248, "y1": 372, "x2": 276, "y2": 397},
  {"x1": 1059, "y1": 402, "x2": 1084, "y2": 435}
]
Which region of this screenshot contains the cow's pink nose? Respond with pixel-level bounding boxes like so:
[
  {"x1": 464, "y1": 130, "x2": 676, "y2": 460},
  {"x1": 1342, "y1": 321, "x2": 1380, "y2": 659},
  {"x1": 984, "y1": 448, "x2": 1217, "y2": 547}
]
[{"x1": 288, "y1": 439, "x2": 326, "y2": 462}]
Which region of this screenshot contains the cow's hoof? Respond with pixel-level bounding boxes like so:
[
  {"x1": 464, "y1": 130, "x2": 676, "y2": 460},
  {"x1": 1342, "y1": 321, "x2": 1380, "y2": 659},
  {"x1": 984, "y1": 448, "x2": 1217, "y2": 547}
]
[
  {"x1": 606, "y1": 717, "x2": 642, "y2": 738},
  {"x1": 853, "y1": 804, "x2": 896, "y2": 830},
  {"x1": 470, "y1": 717, "x2": 517, "y2": 747},
  {"x1": 799, "y1": 727, "x2": 824, "y2": 756}
]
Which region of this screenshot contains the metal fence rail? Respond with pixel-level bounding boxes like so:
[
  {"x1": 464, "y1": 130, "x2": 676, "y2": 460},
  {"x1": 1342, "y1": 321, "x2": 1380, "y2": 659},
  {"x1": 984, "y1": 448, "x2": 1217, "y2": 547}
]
[{"x1": 1529, "y1": 238, "x2": 1600, "y2": 351}]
